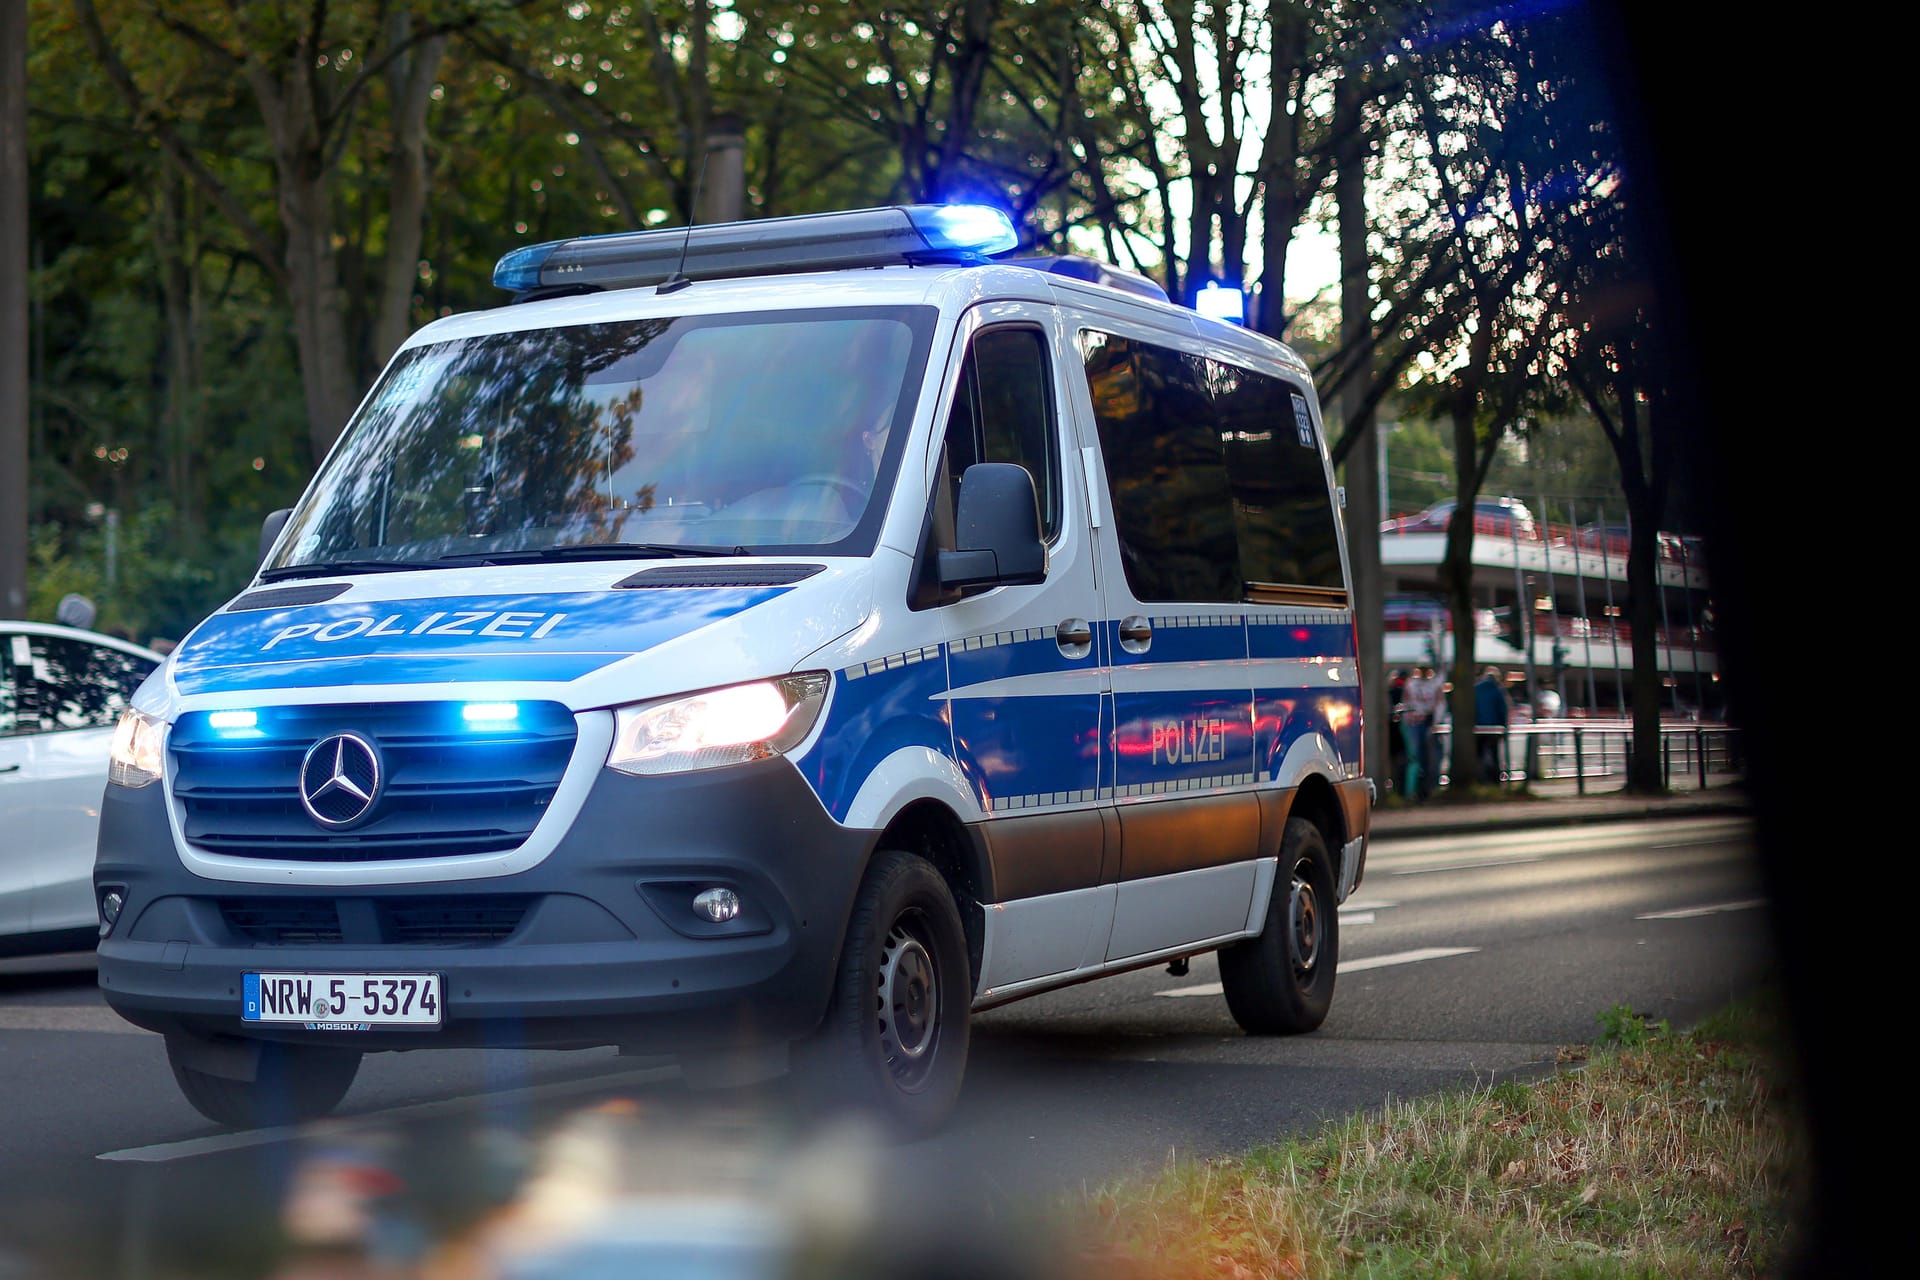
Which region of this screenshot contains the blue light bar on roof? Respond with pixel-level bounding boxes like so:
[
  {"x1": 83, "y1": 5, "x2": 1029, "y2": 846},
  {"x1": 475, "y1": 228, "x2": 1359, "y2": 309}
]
[
  {"x1": 492, "y1": 204, "x2": 1018, "y2": 294},
  {"x1": 1195, "y1": 281, "x2": 1246, "y2": 324}
]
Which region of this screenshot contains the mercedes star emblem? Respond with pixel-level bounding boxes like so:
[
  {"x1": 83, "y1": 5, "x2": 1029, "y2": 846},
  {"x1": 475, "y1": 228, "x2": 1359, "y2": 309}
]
[{"x1": 298, "y1": 733, "x2": 382, "y2": 828}]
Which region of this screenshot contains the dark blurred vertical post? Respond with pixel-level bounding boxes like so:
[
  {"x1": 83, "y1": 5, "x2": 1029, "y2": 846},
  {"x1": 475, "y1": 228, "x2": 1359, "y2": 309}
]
[
  {"x1": 699, "y1": 114, "x2": 745, "y2": 226},
  {"x1": 1567, "y1": 498, "x2": 1598, "y2": 711},
  {"x1": 1333, "y1": 73, "x2": 1385, "y2": 800},
  {"x1": 0, "y1": 0, "x2": 28, "y2": 617}
]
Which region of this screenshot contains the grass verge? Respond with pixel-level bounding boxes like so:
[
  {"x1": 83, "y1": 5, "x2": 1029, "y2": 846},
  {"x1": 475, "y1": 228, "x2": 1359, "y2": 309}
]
[{"x1": 1076, "y1": 999, "x2": 1795, "y2": 1278}]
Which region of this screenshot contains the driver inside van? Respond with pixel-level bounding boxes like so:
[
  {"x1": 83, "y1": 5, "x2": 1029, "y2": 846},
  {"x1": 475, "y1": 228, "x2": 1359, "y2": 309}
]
[{"x1": 721, "y1": 320, "x2": 908, "y2": 539}]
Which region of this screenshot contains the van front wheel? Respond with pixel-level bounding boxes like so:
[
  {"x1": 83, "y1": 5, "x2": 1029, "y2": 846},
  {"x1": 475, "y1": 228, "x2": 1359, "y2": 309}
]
[
  {"x1": 168, "y1": 1038, "x2": 361, "y2": 1129},
  {"x1": 1218, "y1": 817, "x2": 1338, "y2": 1035},
  {"x1": 799, "y1": 849, "x2": 971, "y2": 1136}
]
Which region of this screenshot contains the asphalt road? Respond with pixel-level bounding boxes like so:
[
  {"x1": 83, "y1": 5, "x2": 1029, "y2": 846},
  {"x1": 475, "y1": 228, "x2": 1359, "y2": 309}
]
[{"x1": 0, "y1": 816, "x2": 1769, "y2": 1276}]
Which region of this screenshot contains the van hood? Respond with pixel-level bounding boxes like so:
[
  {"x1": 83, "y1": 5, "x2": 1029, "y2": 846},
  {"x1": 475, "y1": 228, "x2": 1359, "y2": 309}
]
[{"x1": 166, "y1": 568, "x2": 857, "y2": 702}]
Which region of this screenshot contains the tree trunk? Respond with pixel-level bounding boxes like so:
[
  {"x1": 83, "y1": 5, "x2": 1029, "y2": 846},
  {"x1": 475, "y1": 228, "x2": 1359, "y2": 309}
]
[
  {"x1": 1333, "y1": 72, "x2": 1385, "y2": 798},
  {"x1": 1441, "y1": 392, "x2": 1486, "y2": 791},
  {"x1": 152, "y1": 168, "x2": 204, "y2": 538},
  {"x1": 1624, "y1": 513, "x2": 1665, "y2": 790},
  {"x1": 279, "y1": 168, "x2": 358, "y2": 464},
  {"x1": 375, "y1": 17, "x2": 447, "y2": 366},
  {"x1": 1439, "y1": 307, "x2": 1499, "y2": 791},
  {"x1": 0, "y1": 0, "x2": 27, "y2": 618}
]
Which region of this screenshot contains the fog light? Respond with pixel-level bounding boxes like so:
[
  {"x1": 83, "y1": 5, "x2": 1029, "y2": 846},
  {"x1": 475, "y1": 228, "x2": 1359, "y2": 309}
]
[
  {"x1": 99, "y1": 889, "x2": 125, "y2": 938},
  {"x1": 692, "y1": 887, "x2": 741, "y2": 923}
]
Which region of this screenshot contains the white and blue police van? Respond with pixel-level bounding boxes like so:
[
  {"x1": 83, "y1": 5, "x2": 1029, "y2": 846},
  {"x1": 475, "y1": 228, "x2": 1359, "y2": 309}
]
[{"x1": 96, "y1": 205, "x2": 1371, "y2": 1132}]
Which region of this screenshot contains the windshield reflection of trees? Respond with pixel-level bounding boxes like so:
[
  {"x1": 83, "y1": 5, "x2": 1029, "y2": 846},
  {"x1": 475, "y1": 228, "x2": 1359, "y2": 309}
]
[{"x1": 286, "y1": 314, "x2": 921, "y2": 563}]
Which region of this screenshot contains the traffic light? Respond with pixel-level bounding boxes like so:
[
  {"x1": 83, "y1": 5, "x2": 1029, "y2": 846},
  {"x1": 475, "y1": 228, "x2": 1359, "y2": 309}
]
[{"x1": 1551, "y1": 643, "x2": 1568, "y2": 676}]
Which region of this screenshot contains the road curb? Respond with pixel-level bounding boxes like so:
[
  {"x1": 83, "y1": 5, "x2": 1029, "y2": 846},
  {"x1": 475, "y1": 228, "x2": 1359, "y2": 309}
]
[{"x1": 1370, "y1": 797, "x2": 1750, "y2": 842}]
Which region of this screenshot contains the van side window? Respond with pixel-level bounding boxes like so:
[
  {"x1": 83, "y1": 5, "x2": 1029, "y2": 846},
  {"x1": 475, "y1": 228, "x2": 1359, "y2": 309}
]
[
  {"x1": 1214, "y1": 365, "x2": 1346, "y2": 591},
  {"x1": 1079, "y1": 332, "x2": 1239, "y2": 602},
  {"x1": 1079, "y1": 331, "x2": 1340, "y2": 601},
  {"x1": 936, "y1": 327, "x2": 1060, "y2": 543}
]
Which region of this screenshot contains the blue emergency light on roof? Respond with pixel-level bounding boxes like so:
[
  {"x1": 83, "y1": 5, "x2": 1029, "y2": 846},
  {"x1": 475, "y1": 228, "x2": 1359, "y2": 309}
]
[
  {"x1": 1195, "y1": 281, "x2": 1246, "y2": 324},
  {"x1": 493, "y1": 204, "x2": 1019, "y2": 295}
]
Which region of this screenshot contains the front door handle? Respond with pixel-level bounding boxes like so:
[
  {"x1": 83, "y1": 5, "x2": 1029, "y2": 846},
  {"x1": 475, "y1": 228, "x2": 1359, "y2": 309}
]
[
  {"x1": 1056, "y1": 618, "x2": 1092, "y2": 659},
  {"x1": 1119, "y1": 615, "x2": 1152, "y2": 654},
  {"x1": 0, "y1": 763, "x2": 19, "y2": 774}
]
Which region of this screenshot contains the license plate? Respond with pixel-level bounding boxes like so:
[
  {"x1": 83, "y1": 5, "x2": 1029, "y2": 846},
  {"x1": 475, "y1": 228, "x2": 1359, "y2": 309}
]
[{"x1": 244, "y1": 972, "x2": 442, "y2": 1028}]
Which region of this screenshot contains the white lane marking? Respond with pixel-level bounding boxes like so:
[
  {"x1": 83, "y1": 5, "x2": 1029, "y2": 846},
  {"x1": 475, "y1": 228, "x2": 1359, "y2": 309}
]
[
  {"x1": 1338, "y1": 946, "x2": 1479, "y2": 973},
  {"x1": 1635, "y1": 898, "x2": 1766, "y2": 921},
  {"x1": 1341, "y1": 899, "x2": 1397, "y2": 912},
  {"x1": 0, "y1": 1006, "x2": 148, "y2": 1035},
  {"x1": 97, "y1": 1064, "x2": 677, "y2": 1164},
  {"x1": 1372, "y1": 816, "x2": 1748, "y2": 858},
  {"x1": 1640, "y1": 833, "x2": 1752, "y2": 850},
  {"x1": 1391, "y1": 857, "x2": 1543, "y2": 876},
  {"x1": 1156, "y1": 946, "x2": 1481, "y2": 996},
  {"x1": 1338, "y1": 912, "x2": 1376, "y2": 925}
]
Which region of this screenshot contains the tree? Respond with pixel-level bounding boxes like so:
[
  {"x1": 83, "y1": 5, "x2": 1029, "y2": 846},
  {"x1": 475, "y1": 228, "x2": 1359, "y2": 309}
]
[
  {"x1": 1392, "y1": 14, "x2": 1580, "y2": 789},
  {"x1": 71, "y1": 0, "x2": 479, "y2": 463},
  {"x1": 1512, "y1": 4, "x2": 1671, "y2": 790}
]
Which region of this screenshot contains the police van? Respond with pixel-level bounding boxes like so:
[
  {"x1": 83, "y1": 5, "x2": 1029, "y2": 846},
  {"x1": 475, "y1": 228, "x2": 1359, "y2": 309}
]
[{"x1": 96, "y1": 205, "x2": 1371, "y2": 1132}]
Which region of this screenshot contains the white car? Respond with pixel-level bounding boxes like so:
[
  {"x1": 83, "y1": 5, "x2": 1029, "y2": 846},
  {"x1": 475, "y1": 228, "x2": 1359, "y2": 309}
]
[{"x1": 1, "y1": 621, "x2": 162, "y2": 955}]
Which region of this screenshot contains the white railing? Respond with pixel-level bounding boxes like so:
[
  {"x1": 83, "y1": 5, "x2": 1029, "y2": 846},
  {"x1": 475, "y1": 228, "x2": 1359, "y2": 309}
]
[{"x1": 1413, "y1": 720, "x2": 1742, "y2": 794}]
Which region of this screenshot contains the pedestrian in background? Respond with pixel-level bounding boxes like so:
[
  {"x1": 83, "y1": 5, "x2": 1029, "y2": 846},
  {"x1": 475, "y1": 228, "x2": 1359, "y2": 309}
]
[
  {"x1": 1474, "y1": 666, "x2": 1510, "y2": 785},
  {"x1": 1387, "y1": 669, "x2": 1409, "y2": 792},
  {"x1": 1401, "y1": 664, "x2": 1444, "y2": 799}
]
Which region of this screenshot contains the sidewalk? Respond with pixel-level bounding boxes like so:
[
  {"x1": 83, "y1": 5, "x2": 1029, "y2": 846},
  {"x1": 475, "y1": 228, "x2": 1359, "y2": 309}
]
[{"x1": 1369, "y1": 784, "x2": 1749, "y2": 840}]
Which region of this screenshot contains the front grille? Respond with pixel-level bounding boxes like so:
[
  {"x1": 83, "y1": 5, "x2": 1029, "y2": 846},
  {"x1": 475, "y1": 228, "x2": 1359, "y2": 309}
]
[
  {"x1": 171, "y1": 702, "x2": 577, "y2": 862},
  {"x1": 218, "y1": 896, "x2": 533, "y2": 946},
  {"x1": 381, "y1": 897, "x2": 532, "y2": 944},
  {"x1": 221, "y1": 899, "x2": 344, "y2": 944}
]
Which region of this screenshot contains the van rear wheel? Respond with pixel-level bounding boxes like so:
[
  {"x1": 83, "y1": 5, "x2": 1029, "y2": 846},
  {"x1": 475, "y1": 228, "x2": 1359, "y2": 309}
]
[
  {"x1": 797, "y1": 849, "x2": 970, "y2": 1136},
  {"x1": 168, "y1": 1038, "x2": 361, "y2": 1129},
  {"x1": 1218, "y1": 817, "x2": 1338, "y2": 1035}
]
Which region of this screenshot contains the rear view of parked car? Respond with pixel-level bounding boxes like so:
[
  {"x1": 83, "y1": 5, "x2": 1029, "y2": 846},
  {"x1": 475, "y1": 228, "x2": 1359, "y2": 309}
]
[{"x1": 1, "y1": 622, "x2": 161, "y2": 955}]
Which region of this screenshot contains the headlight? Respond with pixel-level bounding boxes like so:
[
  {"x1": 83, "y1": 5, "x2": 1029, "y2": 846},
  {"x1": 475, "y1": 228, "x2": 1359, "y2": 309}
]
[
  {"x1": 608, "y1": 674, "x2": 829, "y2": 777},
  {"x1": 108, "y1": 708, "x2": 166, "y2": 788}
]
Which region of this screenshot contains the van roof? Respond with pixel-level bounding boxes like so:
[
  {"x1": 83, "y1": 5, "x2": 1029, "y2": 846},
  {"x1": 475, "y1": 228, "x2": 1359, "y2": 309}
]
[{"x1": 404, "y1": 260, "x2": 1309, "y2": 379}]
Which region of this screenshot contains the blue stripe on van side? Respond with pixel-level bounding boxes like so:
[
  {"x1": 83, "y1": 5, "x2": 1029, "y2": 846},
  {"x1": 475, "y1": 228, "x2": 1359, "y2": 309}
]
[
  {"x1": 793, "y1": 654, "x2": 954, "y2": 824},
  {"x1": 948, "y1": 631, "x2": 1103, "y2": 812}
]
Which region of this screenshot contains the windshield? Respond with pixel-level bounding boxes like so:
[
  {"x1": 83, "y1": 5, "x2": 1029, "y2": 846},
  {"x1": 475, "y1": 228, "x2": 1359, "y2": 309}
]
[{"x1": 268, "y1": 306, "x2": 936, "y2": 571}]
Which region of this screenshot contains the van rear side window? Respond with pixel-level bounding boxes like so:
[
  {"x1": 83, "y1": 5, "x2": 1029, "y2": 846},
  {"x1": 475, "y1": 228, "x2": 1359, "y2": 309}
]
[{"x1": 1079, "y1": 331, "x2": 1343, "y2": 602}]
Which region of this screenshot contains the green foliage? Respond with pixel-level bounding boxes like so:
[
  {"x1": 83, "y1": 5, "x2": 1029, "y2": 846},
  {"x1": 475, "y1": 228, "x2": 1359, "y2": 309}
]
[
  {"x1": 1594, "y1": 1002, "x2": 1669, "y2": 1049},
  {"x1": 25, "y1": 506, "x2": 248, "y2": 645},
  {"x1": 17, "y1": 0, "x2": 1660, "y2": 641}
]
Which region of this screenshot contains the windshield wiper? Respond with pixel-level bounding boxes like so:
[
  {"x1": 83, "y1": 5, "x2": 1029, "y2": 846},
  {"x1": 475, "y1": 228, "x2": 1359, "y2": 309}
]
[
  {"x1": 259, "y1": 559, "x2": 452, "y2": 582},
  {"x1": 436, "y1": 542, "x2": 747, "y2": 565}
]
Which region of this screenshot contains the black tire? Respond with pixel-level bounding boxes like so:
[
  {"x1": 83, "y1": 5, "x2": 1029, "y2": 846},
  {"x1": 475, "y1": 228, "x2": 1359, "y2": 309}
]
[
  {"x1": 1218, "y1": 816, "x2": 1338, "y2": 1035},
  {"x1": 796, "y1": 849, "x2": 971, "y2": 1136},
  {"x1": 168, "y1": 1038, "x2": 362, "y2": 1129}
]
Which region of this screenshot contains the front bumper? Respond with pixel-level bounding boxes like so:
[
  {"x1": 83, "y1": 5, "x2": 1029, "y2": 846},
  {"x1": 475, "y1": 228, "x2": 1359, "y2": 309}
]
[{"x1": 95, "y1": 757, "x2": 876, "y2": 1052}]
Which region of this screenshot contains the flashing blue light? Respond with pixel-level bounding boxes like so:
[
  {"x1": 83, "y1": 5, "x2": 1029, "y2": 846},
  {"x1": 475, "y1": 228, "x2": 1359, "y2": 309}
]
[
  {"x1": 1195, "y1": 282, "x2": 1246, "y2": 324},
  {"x1": 904, "y1": 205, "x2": 1018, "y2": 257},
  {"x1": 493, "y1": 241, "x2": 564, "y2": 291},
  {"x1": 461, "y1": 702, "x2": 521, "y2": 725},
  {"x1": 208, "y1": 710, "x2": 258, "y2": 731}
]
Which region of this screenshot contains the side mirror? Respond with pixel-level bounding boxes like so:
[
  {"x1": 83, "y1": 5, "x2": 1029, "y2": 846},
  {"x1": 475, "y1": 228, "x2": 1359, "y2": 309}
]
[
  {"x1": 259, "y1": 508, "x2": 293, "y2": 568},
  {"x1": 937, "y1": 463, "x2": 1047, "y2": 589}
]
